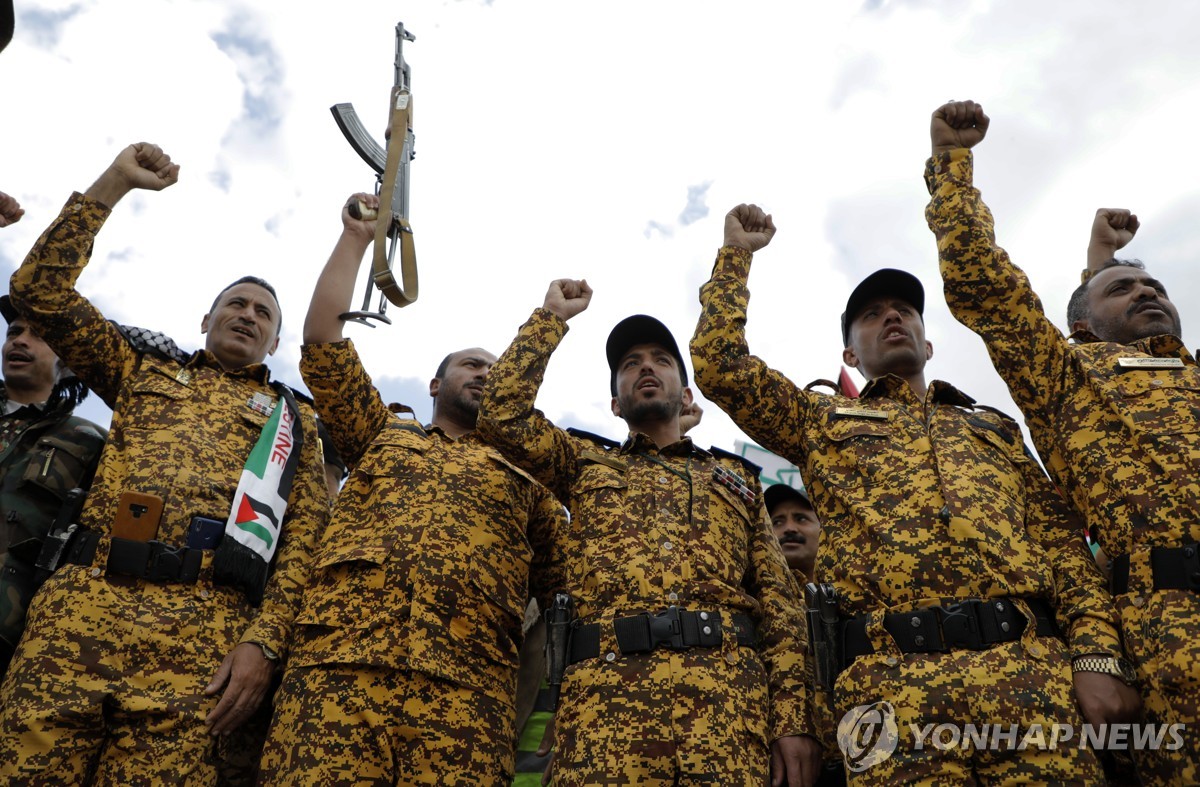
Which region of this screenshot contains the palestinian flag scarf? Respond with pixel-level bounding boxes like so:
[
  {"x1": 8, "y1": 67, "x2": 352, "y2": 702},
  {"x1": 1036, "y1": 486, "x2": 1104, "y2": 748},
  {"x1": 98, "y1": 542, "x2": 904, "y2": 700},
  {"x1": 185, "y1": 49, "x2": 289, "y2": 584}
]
[{"x1": 212, "y1": 384, "x2": 304, "y2": 606}]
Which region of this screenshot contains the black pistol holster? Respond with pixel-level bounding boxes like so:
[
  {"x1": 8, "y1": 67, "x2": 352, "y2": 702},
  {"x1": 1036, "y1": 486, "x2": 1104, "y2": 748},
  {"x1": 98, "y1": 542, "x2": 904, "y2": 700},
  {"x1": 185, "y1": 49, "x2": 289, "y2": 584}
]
[
  {"x1": 805, "y1": 582, "x2": 843, "y2": 695},
  {"x1": 544, "y1": 593, "x2": 575, "y2": 712}
]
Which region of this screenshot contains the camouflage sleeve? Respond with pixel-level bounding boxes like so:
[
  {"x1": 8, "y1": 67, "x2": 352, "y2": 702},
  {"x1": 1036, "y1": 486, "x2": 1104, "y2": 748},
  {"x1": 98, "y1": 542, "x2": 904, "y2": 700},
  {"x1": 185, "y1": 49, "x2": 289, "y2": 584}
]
[
  {"x1": 527, "y1": 487, "x2": 568, "y2": 612},
  {"x1": 924, "y1": 150, "x2": 1071, "y2": 426},
  {"x1": 742, "y1": 479, "x2": 815, "y2": 742},
  {"x1": 238, "y1": 405, "x2": 330, "y2": 658},
  {"x1": 476, "y1": 307, "x2": 582, "y2": 504},
  {"x1": 8, "y1": 193, "x2": 141, "y2": 407},
  {"x1": 299, "y1": 339, "x2": 392, "y2": 467},
  {"x1": 1020, "y1": 444, "x2": 1123, "y2": 660},
  {"x1": 690, "y1": 246, "x2": 815, "y2": 464}
]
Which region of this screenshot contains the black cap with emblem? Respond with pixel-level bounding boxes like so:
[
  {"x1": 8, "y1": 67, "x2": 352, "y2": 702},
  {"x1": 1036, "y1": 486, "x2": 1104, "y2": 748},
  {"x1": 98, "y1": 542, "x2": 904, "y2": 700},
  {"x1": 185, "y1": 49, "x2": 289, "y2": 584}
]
[
  {"x1": 841, "y1": 269, "x2": 925, "y2": 346},
  {"x1": 606, "y1": 314, "x2": 688, "y2": 396}
]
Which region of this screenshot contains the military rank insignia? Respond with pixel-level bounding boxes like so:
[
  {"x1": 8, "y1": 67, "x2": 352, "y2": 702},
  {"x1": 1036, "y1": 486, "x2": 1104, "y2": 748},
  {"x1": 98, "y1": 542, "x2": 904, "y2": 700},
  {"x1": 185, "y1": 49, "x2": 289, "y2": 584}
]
[
  {"x1": 713, "y1": 464, "x2": 756, "y2": 506},
  {"x1": 247, "y1": 392, "x2": 276, "y2": 417}
]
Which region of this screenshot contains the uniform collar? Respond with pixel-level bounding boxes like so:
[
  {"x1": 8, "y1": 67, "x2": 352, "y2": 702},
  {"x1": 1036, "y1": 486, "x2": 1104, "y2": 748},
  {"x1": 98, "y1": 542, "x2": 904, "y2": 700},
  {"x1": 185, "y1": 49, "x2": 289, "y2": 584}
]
[
  {"x1": 189, "y1": 349, "x2": 272, "y2": 384},
  {"x1": 858, "y1": 375, "x2": 977, "y2": 408},
  {"x1": 620, "y1": 431, "x2": 706, "y2": 458},
  {"x1": 1068, "y1": 330, "x2": 1192, "y2": 360}
]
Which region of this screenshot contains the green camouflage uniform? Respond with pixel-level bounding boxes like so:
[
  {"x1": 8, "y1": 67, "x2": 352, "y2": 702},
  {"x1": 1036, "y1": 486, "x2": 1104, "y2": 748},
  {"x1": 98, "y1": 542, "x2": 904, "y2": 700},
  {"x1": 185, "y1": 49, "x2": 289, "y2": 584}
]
[
  {"x1": 0, "y1": 193, "x2": 328, "y2": 785},
  {"x1": 478, "y1": 308, "x2": 812, "y2": 787},
  {"x1": 258, "y1": 339, "x2": 565, "y2": 786},
  {"x1": 928, "y1": 148, "x2": 1200, "y2": 784},
  {"x1": 0, "y1": 381, "x2": 106, "y2": 678},
  {"x1": 692, "y1": 246, "x2": 1115, "y2": 783}
]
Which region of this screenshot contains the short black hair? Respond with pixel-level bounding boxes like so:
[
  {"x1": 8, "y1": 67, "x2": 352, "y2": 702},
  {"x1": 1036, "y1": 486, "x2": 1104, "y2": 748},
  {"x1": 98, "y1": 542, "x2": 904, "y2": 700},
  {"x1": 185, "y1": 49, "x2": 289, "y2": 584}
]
[
  {"x1": 434, "y1": 352, "x2": 454, "y2": 380},
  {"x1": 1066, "y1": 258, "x2": 1145, "y2": 330},
  {"x1": 209, "y1": 276, "x2": 283, "y2": 336}
]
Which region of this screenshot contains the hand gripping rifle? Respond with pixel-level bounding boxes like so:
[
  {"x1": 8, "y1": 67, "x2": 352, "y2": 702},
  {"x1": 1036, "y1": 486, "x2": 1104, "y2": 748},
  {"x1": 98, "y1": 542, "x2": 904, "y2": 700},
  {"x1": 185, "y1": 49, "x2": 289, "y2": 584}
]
[{"x1": 331, "y1": 22, "x2": 418, "y2": 326}]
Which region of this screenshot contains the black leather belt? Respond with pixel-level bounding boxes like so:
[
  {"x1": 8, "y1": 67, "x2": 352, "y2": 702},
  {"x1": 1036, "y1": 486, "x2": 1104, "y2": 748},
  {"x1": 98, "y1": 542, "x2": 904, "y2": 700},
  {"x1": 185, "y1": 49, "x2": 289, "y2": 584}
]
[
  {"x1": 67, "y1": 530, "x2": 204, "y2": 584},
  {"x1": 569, "y1": 607, "x2": 757, "y2": 665},
  {"x1": 842, "y1": 597, "x2": 1059, "y2": 663},
  {"x1": 1111, "y1": 545, "x2": 1200, "y2": 595}
]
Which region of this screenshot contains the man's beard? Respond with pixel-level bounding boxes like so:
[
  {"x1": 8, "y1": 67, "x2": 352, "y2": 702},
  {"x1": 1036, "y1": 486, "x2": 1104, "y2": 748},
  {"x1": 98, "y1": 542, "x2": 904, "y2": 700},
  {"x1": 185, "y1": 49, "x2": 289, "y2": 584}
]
[
  {"x1": 619, "y1": 390, "x2": 682, "y2": 425},
  {"x1": 445, "y1": 387, "x2": 481, "y2": 426},
  {"x1": 1092, "y1": 305, "x2": 1182, "y2": 345}
]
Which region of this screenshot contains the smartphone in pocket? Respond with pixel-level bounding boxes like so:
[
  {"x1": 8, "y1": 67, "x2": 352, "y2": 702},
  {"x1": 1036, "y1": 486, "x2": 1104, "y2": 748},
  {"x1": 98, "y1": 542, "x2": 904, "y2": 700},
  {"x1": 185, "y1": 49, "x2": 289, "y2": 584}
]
[
  {"x1": 112, "y1": 492, "x2": 164, "y2": 541},
  {"x1": 186, "y1": 516, "x2": 226, "y2": 550}
]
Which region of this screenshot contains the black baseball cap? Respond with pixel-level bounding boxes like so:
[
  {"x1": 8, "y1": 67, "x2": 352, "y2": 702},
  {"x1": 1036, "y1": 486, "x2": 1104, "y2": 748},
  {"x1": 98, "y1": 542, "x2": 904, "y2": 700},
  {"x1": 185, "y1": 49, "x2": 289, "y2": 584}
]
[
  {"x1": 764, "y1": 483, "x2": 812, "y2": 514},
  {"x1": 606, "y1": 314, "x2": 688, "y2": 396},
  {"x1": 0, "y1": 295, "x2": 17, "y2": 323},
  {"x1": 840, "y1": 269, "x2": 925, "y2": 345}
]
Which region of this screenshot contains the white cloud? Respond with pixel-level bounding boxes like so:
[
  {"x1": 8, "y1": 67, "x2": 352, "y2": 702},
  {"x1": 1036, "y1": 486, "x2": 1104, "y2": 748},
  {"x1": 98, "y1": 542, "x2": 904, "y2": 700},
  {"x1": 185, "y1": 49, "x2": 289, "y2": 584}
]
[{"x1": 1, "y1": 0, "x2": 1199, "y2": 456}]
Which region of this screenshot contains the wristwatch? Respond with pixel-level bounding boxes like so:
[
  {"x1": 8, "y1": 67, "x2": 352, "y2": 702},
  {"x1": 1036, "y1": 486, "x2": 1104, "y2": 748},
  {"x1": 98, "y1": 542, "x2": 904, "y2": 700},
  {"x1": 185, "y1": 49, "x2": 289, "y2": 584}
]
[
  {"x1": 1072, "y1": 655, "x2": 1136, "y2": 685},
  {"x1": 255, "y1": 642, "x2": 280, "y2": 662}
]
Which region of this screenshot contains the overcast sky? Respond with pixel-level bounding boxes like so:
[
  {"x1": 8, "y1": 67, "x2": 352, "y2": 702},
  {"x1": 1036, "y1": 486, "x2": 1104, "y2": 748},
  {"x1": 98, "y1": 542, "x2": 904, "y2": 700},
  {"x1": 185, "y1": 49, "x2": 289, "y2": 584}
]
[{"x1": 3, "y1": 0, "x2": 1199, "y2": 455}]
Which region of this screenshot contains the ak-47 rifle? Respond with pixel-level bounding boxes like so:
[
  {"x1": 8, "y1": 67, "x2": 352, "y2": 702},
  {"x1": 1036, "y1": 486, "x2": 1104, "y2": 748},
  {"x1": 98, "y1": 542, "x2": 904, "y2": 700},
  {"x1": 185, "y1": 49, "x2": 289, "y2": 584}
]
[{"x1": 331, "y1": 21, "x2": 418, "y2": 325}]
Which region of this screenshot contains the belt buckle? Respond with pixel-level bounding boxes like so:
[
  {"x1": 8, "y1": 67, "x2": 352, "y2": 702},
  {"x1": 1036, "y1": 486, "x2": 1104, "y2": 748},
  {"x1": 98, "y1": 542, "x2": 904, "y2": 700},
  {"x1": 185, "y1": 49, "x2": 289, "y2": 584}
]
[
  {"x1": 145, "y1": 541, "x2": 184, "y2": 582},
  {"x1": 648, "y1": 606, "x2": 687, "y2": 650},
  {"x1": 939, "y1": 600, "x2": 985, "y2": 651}
]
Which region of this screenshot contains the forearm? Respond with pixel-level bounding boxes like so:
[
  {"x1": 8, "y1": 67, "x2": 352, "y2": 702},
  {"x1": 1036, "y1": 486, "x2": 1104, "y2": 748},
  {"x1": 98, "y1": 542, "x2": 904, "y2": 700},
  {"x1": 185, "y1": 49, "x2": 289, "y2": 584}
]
[
  {"x1": 299, "y1": 339, "x2": 391, "y2": 465},
  {"x1": 304, "y1": 230, "x2": 373, "y2": 344},
  {"x1": 690, "y1": 247, "x2": 810, "y2": 462},
  {"x1": 477, "y1": 308, "x2": 578, "y2": 500},
  {"x1": 9, "y1": 193, "x2": 136, "y2": 404}
]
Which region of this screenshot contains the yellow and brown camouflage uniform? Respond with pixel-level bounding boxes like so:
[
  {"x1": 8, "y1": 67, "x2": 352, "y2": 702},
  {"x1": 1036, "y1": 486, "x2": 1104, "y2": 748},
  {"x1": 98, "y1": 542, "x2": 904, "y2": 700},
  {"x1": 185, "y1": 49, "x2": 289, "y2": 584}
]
[
  {"x1": 258, "y1": 339, "x2": 565, "y2": 786},
  {"x1": 0, "y1": 193, "x2": 328, "y2": 785},
  {"x1": 477, "y1": 308, "x2": 812, "y2": 787},
  {"x1": 691, "y1": 246, "x2": 1116, "y2": 783},
  {"x1": 927, "y1": 147, "x2": 1200, "y2": 784}
]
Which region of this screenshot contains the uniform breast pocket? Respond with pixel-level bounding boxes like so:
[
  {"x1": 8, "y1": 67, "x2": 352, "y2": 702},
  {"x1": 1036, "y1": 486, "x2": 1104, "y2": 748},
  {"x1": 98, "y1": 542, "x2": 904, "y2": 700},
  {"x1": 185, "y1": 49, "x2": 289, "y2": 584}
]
[
  {"x1": 707, "y1": 480, "x2": 753, "y2": 574},
  {"x1": 963, "y1": 419, "x2": 1025, "y2": 509},
  {"x1": 21, "y1": 434, "x2": 101, "y2": 496},
  {"x1": 125, "y1": 369, "x2": 195, "y2": 429},
  {"x1": 818, "y1": 418, "x2": 897, "y2": 488},
  {"x1": 1109, "y1": 374, "x2": 1200, "y2": 437},
  {"x1": 571, "y1": 465, "x2": 629, "y2": 592}
]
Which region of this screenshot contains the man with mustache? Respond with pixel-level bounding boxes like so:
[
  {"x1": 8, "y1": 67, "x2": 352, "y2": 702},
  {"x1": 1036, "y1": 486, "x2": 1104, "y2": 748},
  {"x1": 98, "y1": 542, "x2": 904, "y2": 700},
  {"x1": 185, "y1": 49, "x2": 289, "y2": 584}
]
[
  {"x1": 691, "y1": 204, "x2": 1127, "y2": 783},
  {"x1": 258, "y1": 193, "x2": 565, "y2": 785},
  {"x1": 478, "y1": 283, "x2": 819, "y2": 787},
  {"x1": 0, "y1": 296, "x2": 106, "y2": 680},
  {"x1": 0, "y1": 143, "x2": 329, "y2": 784},
  {"x1": 927, "y1": 99, "x2": 1198, "y2": 784},
  {"x1": 766, "y1": 484, "x2": 821, "y2": 585}
]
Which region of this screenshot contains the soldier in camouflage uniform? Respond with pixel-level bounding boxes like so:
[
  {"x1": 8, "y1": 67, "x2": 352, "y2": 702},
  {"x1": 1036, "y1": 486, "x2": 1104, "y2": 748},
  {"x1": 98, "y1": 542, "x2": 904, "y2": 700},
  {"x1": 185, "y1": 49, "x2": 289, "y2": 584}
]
[
  {"x1": 927, "y1": 99, "x2": 1200, "y2": 785},
  {"x1": 765, "y1": 484, "x2": 821, "y2": 586},
  {"x1": 0, "y1": 143, "x2": 328, "y2": 784},
  {"x1": 477, "y1": 281, "x2": 820, "y2": 787},
  {"x1": 257, "y1": 192, "x2": 565, "y2": 786},
  {"x1": 691, "y1": 204, "x2": 1133, "y2": 783},
  {"x1": 0, "y1": 295, "x2": 106, "y2": 679}
]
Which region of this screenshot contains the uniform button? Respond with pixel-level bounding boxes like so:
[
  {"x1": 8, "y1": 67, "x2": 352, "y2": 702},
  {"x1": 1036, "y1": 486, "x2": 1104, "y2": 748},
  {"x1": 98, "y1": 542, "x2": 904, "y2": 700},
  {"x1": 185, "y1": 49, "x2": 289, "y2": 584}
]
[
  {"x1": 934, "y1": 165, "x2": 943, "y2": 174},
  {"x1": 1151, "y1": 379, "x2": 1163, "y2": 387},
  {"x1": 703, "y1": 626, "x2": 713, "y2": 636},
  {"x1": 725, "y1": 652, "x2": 737, "y2": 664},
  {"x1": 995, "y1": 602, "x2": 1006, "y2": 612},
  {"x1": 1000, "y1": 621, "x2": 1010, "y2": 633},
  {"x1": 662, "y1": 541, "x2": 674, "y2": 551},
  {"x1": 910, "y1": 616, "x2": 922, "y2": 628},
  {"x1": 699, "y1": 612, "x2": 709, "y2": 621},
  {"x1": 89, "y1": 567, "x2": 101, "y2": 578},
  {"x1": 668, "y1": 592, "x2": 679, "y2": 602},
  {"x1": 658, "y1": 476, "x2": 669, "y2": 484},
  {"x1": 1028, "y1": 644, "x2": 1043, "y2": 658},
  {"x1": 914, "y1": 635, "x2": 925, "y2": 647},
  {"x1": 884, "y1": 656, "x2": 899, "y2": 667},
  {"x1": 199, "y1": 589, "x2": 211, "y2": 599},
  {"x1": 1132, "y1": 596, "x2": 1145, "y2": 608},
  {"x1": 605, "y1": 652, "x2": 616, "y2": 662}
]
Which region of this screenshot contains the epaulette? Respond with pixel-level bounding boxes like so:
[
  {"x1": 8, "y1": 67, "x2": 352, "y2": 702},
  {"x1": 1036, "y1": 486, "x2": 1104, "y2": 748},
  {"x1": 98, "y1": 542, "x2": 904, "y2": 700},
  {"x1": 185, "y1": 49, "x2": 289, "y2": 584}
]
[
  {"x1": 804, "y1": 378, "x2": 841, "y2": 395},
  {"x1": 566, "y1": 427, "x2": 620, "y2": 450},
  {"x1": 710, "y1": 445, "x2": 763, "y2": 476},
  {"x1": 966, "y1": 404, "x2": 1022, "y2": 447},
  {"x1": 972, "y1": 403, "x2": 1019, "y2": 424},
  {"x1": 115, "y1": 323, "x2": 190, "y2": 364},
  {"x1": 281, "y1": 385, "x2": 315, "y2": 408}
]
